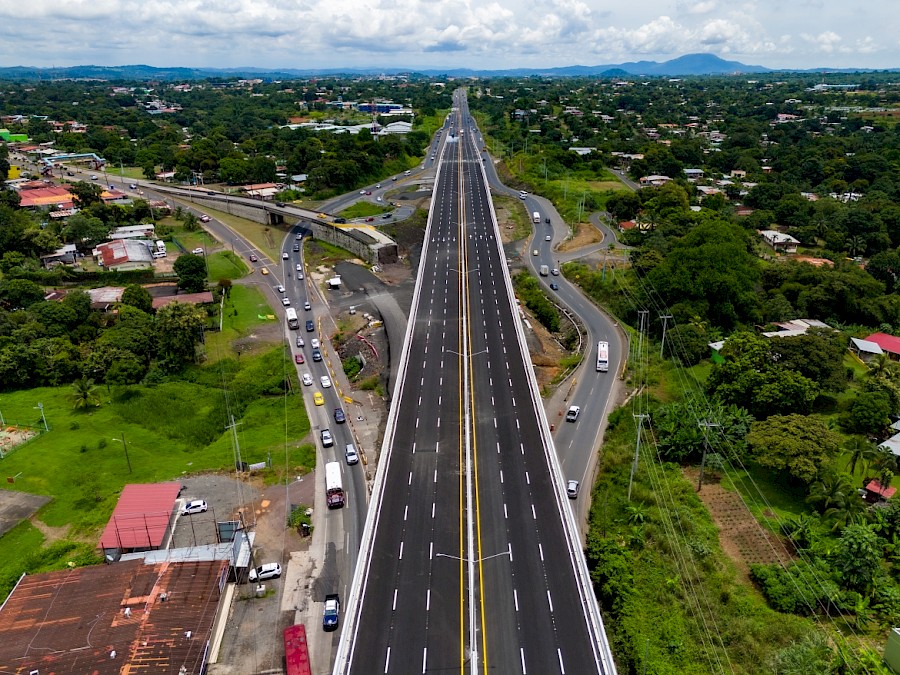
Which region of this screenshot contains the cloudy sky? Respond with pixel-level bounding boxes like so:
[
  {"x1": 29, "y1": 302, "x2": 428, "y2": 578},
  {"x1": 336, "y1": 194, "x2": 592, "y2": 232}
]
[{"x1": 0, "y1": 0, "x2": 895, "y2": 71}]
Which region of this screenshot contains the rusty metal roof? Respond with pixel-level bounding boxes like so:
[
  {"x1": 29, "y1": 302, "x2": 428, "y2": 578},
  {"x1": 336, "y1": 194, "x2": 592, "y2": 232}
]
[{"x1": 0, "y1": 558, "x2": 228, "y2": 674}]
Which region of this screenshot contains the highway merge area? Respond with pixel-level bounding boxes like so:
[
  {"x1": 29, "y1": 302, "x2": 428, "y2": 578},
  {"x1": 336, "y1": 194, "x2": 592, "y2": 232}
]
[{"x1": 335, "y1": 90, "x2": 616, "y2": 674}]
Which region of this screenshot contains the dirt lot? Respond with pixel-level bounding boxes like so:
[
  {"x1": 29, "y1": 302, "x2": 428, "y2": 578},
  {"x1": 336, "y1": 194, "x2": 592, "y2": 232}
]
[
  {"x1": 557, "y1": 220, "x2": 604, "y2": 252},
  {"x1": 685, "y1": 467, "x2": 794, "y2": 579},
  {"x1": 205, "y1": 471, "x2": 316, "y2": 675}
]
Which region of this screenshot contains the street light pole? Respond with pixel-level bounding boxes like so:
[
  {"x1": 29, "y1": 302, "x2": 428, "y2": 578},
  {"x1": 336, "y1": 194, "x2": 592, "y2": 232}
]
[
  {"x1": 112, "y1": 433, "x2": 132, "y2": 473},
  {"x1": 34, "y1": 403, "x2": 48, "y2": 432}
]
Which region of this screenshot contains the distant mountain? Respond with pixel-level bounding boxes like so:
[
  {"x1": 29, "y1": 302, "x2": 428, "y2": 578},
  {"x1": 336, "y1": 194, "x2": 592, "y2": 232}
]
[{"x1": 0, "y1": 54, "x2": 892, "y2": 82}]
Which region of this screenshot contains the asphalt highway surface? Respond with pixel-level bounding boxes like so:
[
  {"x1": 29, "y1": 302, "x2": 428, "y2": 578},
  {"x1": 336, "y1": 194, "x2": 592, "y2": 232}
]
[{"x1": 338, "y1": 91, "x2": 615, "y2": 674}]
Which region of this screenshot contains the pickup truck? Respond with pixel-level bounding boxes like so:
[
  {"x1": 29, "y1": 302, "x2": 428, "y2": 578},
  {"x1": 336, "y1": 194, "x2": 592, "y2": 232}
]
[{"x1": 323, "y1": 593, "x2": 340, "y2": 630}]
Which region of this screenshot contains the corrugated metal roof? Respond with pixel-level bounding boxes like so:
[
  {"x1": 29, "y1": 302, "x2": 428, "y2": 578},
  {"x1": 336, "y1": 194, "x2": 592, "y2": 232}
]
[
  {"x1": 99, "y1": 483, "x2": 182, "y2": 551},
  {"x1": 867, "y1": 332, "x2": 900, "y2": 356},
  {"x1": 0, "y1": 559, "x2": 228, "y2": 674}
]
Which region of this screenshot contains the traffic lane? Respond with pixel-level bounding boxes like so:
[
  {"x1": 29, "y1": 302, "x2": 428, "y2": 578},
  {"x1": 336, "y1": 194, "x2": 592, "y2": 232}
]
[{"x1": 351, "y1": 235, "x2": 466, "y2": 671}]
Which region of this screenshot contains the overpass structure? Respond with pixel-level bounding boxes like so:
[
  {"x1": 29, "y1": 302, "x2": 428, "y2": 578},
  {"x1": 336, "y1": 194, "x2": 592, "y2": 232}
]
[
  {"x1": 150, "y1": 184, "x2": 399, "y2": 265},
  {"x1": 335, "y1": 90, "x2": 616, "y2": 673}
]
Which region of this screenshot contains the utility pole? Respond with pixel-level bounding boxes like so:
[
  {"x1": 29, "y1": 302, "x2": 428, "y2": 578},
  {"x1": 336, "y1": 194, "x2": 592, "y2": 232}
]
[
  {"x1": 628, "y1": 414, "x2": 649, "y2": 501},
  {"x1": 659, "y1": 314, "x2": 673, "y2": 359},
  {"x1": 697, "y1": 421, "x2": 720, "y2": 491}
]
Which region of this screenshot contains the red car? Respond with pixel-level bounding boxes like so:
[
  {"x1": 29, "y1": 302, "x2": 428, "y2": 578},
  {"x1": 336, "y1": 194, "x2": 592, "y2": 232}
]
[
  {"x1": 366, "y1": 217, "x2": 375, "y2": 222},
  {"x1": 294, "y1": 353, "x2": 305, "y2": 364}
]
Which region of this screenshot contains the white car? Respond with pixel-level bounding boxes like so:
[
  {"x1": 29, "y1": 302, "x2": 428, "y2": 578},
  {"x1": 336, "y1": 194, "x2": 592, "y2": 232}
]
[
  {"x1": 376, "y1": 183, "x2": 381, "y2": 188},
  {"x1": 359, "y1": 190, "x2": 366, "y2": 195},
  {"x1": 282, "y1": 252, "x2": 289, "y2": 260},
  {"x1": 301, "y1": 373, "x2": 313, "y2": 386},
  {"x1": 192, "y1": 247, "x2": 204, "y2": 254},
  {"x1": 320, "y1": 428, "x2": 334, "y2": 447},
  {"x1": 565, "y1": 405, "x2": 581, "y2": 422},
  {"x1": 566, "y1": 480, "x2": 580, "y2": 499},
  {"x1": 276, "y1": 285, "x2": 285, "y2": 293},
  {"x1": 182, "y1": 499, "x2": 207, "y2": 515},
  {"x1": 545, "y1": 235, "x2": 551, "y2": 242},
  {"x1": 296, "y1": 264, "x2": 302, "y2": 272},
  {"x1": 248, "y1": 563, "x2": 282, "y2": 582},
  {"x1": 304, "y1": 301, "x2": 311, "y2": 311},
  {"x1": 310, "y1": 338, "x2": 320, "y2": 349},
  {"x1": 320, "y1": 375, "x2": 332, "y2": 388},
  {"x1": 281, "y1": 297, "x2": 291, "y2": 306}
]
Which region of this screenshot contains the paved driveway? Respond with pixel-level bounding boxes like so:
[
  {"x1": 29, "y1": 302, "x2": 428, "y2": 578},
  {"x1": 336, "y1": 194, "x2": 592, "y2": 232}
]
[{"x1": 0, "y1": 490, "x2": 51, "y2": 537}]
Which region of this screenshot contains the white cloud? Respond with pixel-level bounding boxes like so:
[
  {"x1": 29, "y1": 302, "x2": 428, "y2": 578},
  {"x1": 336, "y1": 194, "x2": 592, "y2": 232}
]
[
  {"x1": 676, "y1": 0, "x2": 719, "y2": 16},
  {"x1": 0, "y1": 0, "x2": 895, "y2": 69}
]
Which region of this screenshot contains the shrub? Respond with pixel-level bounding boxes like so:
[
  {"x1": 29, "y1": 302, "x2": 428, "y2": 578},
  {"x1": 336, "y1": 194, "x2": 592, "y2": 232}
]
[{"x1": 750, "y1": 560, "x2": 839, "y2": 615}]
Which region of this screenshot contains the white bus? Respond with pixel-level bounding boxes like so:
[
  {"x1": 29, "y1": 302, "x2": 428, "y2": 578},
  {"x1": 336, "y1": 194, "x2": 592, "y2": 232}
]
[
  {"x1": 325, "y1": 461, "x2": 345, "y2": 508},
  {"x1": 596, "y1": 341, "x2": 609, "y2": 372},
  {"x1": 285, "y1": 308, "x2": 299, "y2": 330}
]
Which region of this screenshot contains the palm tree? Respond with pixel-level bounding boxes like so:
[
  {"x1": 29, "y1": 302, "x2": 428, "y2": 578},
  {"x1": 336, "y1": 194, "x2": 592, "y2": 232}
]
[
  {"x1": 824, "y1": 496, "x2": 869, "y2": 532},
  {"x1": 780, "y1": 514, "x2": 817, "y2": 551},
  {"x1": 868, "y1": 352, "x2": 892, "y2": 379},
  {"x1": 845, "y1": 436, "x2": 881, "y2": 477},
  {"x1": 70, "y1": 377, "x2": 100, "y2": 409},
  {"x1": 807, "y1": 472, "x2": 854, "y2": 513},
  {"x1": 847, "y1": 235, "x2": 867, "y2": 257}
]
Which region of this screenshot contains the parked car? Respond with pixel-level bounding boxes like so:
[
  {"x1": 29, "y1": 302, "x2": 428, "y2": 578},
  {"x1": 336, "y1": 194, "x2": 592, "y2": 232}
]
[
  {"x1": 192, "y1": 247, "x2": 204, "y2": 254},
  {"x1": 182, "y1": 499, "x2": 207, "y2": 515},
  {"x1": 248, "y1": 562, "x2": 282, "y2": 582}
]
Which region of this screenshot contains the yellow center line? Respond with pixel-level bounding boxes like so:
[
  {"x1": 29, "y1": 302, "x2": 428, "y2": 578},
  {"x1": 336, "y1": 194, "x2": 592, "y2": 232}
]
[{"x1": 456, "y1": 134, "x2": 467, "y2": 675}]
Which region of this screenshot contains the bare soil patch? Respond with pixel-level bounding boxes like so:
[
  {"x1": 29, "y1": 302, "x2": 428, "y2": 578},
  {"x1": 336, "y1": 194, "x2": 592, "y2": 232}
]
[
  {"x1": 558, "y1": 221, "x2": 604, "y2": 252},
  {"x1": 684, "y1": 467, "x2": 794, "y2": 580}
]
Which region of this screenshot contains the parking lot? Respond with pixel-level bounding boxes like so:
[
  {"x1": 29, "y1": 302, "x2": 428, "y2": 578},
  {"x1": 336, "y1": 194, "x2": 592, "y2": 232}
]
[{"x1": 171, "y1": 474, "x2": 262, "y2": 549}]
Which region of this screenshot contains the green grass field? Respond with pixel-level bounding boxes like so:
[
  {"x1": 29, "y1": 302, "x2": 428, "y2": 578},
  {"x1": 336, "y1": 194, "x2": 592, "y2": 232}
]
[
  {"x1": 339, "y1": 202, "x2": 390, "y2": 219},
  {"x1": 206, "y1": 251, "x2": 249, "y2": 281},
  {"x1": 0, "y1": 346, "x2": 311, "y2": 600},
  {"x1": 205, "y1": 284, "x2": 279, "y2": 362}
]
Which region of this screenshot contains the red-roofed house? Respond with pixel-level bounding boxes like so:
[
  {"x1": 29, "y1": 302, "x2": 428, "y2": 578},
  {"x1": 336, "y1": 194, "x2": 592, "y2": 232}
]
[
  {"x1": 865, "y1": 479, "x2": 896, "y2": 503},
  {"x1": 16, "y1": 185, "x2": 75, "y2": 209},
  {"x1": 866, "y1": 333, "x2": 900, "y2": 360},
  {"x1": 94, "y1": 239, "x2": 154, "y2": 271},
  {"x1": 99, "y1": 482, "x2": 182, "y2": 556}
]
